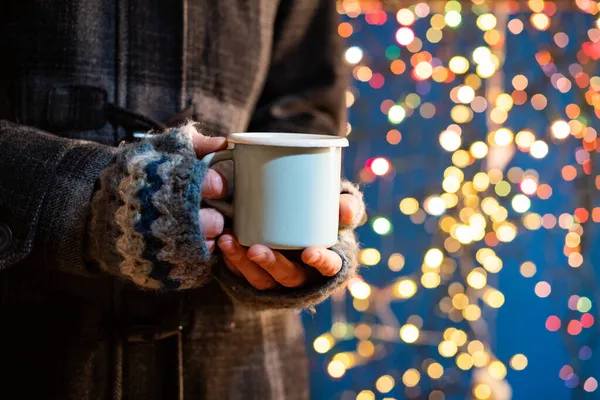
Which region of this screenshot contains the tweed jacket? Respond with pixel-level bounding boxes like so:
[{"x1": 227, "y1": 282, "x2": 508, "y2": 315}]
[{"x1": 0, "y1": 1, "x2": 363, "y2": 399}]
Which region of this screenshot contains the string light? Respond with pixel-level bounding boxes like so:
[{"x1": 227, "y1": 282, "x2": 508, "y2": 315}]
[{"x1": 318, "y1": 4, "x2": 600, "y2": 400}]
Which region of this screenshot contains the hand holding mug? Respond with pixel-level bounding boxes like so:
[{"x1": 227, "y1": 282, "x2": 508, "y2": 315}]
[
  {"x1": 194, "y1": 130, "x2": 355, "y2": 291},
  {"x1": 217, "y1": 192, "x2": 361, "y2": 290}
]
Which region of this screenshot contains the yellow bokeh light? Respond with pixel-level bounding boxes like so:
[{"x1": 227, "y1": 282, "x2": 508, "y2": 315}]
[
  {"x1": 470, "y1": 141, "x2": 488, "y2": 158},
  {"x1": 473, "y1": 383, "x2": 492, "y2": 400},
  {"x1": 357, "y1": 340, "x2": 375, "y2": 357},
  {"x1": 483, "y1": 289, "x2": 505, "y2": 308},
  {"x1": 477, "y1": 13, "x2": 497, "y2": 31},
  {"x1": 481, "y1": 197, "x2": 500, "y2": 215},
  {"x1": 510, "y1": 354, "x2": 528, "y2": 370},
  {"x1": 523, "y1": 213, "x2": 542, "y2": 230},
  {"x1": 452, "y1": 293, "x2": 469, "y2": 310},
  {"x1": 424, "y1": 195, "x2": 447, "y2": 216},
  {"x1": 440, "y1": 130, "x2": 461, "y2": 151},
  {"x1": 456, "y1": 353, "x2": 474, "y2": 370},
  {"x1": 490, "y1": 107, "x2": 508, "y2": 124},
  {"x1": 520, "y1": 261, "x2": 536, "y2": 278},
  {"x1": 440, "y1": 216, "x2": 457, "y2": 232},
  {"x1": 449, "y1": 56, "x2": 470, "y2": 74},
  {"x1": 455, "y1": 224, "x2": 474, "y2": 244},
  {"x1": 396, "y1": 8, "x2": 416, "y2": 25},
  {"x1": 473, "y1": 172, "x2": 490, "y2": 191},
  {"x1": 473, "y1": 350, "x2": 490, "y2": 367},
  {"x1": 551, "y1": 120, "x2": 570, "y2": 139},
  {"x1": 512, "y1": 74, "x2": 528, "y2": 90},
  {"x1": 467, "y1": 268, "x2": 487, "y2": 289},
  {"x1": 402, "y1": 369, "x2": 421, "y2": 387},
  {"x1": 482, "y1": 255, "x2": 503, "y2": 273},
  {"x1": 356, "y1": 390, "x2": 375, "y2": 400},
  {"x1": 443, "y1": 176, "x2": 461, "y2": 193},
  {"x1": 375, "y1": 375, "x2": 395, "y2": 394},
  {"x1": 494, "y1": 181, "x2": 511, "y2": 197},
  {"x1": 439, "y1": 340, "x2": 458, "y2": 357},
  {"x1": 463, "y1": 304, "x2": 482, "y2": 321},
  {"x1": 516, "y1": 130, "x2": 535, "y2": 149},
  {"x1": 395, "y1": 279, "x2": 417, "y2": 298},
  {"x1": 425, "y1": 248, "x2": 444, "y2": 268},
  {"x1": 473, "y1": 46, "x2": 491, "y2": 64},
  {"x1": 451, "y1": 105, "x2": 473, "y2": 123},
  {"x1": 355, "y1": 324, "x2": 372, "y2": 340},
  {"x1": 441, "y1": 193, "x2": 459, "y2": 208},
  {"x1": 488, "y1": 360, "x2": 507, "y2": 380},
  {"x1": 359, "y1": 249, "x2": 381, "y2": 266},
  {"x1": 457, "y1": 86, "x2": 475, "y2": 103},
  {"x1": 451, "y1": 329, "x2": 468, "y2": 346},
  {"x1": 452, "y1": 149, "x2": 471, "y2": 167},
  {"x1": 388, "y1": 253, "x2": 405, "y2": 271},
  {"x1": 512, "y1": 194, "x2": 531, "y2": 213},
  {"x1": 491, "y1": 207, "x2": 508, "y2": 222},
  {"x1": 421, "y1": 272, "x2": 441, "y2": 288},
  {"x1": 400, "y1": 324, "x2": 420, "y2": 343},
  {"x1": 314, "y1": 334, "x2": 335, "y2": 354},
  {"x1": 444, "y1": 165, "x2": 464, "y2": 180},
  {"x1": 333, "y1": 352, "x2": 355, "y2": 367},
  {"x1": 427, "y1": 362, "x2": 444, "y2": 379},
  {"x1": 477, "y1": 62, "x2": 496, "y2": 78},
  {"x1": 493, "y1": 128, "x2": 514, "y2": 146},
  {"x1": 496, "y1": 222, "x2": 517, "y2": 242},
  {"x1": 427, "y1": 28, "x2": 443, "y2": 43},
  {"x1": 400, "y1": 198, "x2": 419, "y2": 215},
  {"x1": 488, "y1": 169, "x2": 503, "y2": 184},
  {"x1": 496, "y1": 93, "x2": 514, "y2": 111},
  {"x1": 415, "y1": 61, "x2": 434, "y2": 80},
  {"x1": 327, "y1": 360, "x2": 347, "y2": 378},
  {"x1": 468, "y1": 340, "x2": 484, "y2": 354},
  {"x1": 531, "y1": 12, "x2": 550, "y2": 30},
  {"x1": 444, "y1": 327, "x2": 456, "y2": 340},
  {"x1": 349, "y1": 279, "x2": 372, "y2": 299}
]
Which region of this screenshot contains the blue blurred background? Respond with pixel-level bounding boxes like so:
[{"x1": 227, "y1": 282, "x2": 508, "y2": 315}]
[{"x1": 303, "y1": 2, "x2": 600, "y2": 399}]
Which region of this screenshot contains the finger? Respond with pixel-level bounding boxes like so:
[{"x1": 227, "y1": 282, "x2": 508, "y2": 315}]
[
  {"x1": 206, "y1": 239, "x2": 216, "y2": 253},
  {"x1": 247, "y1": 245, "x2": 308, "y2": 288},
  {"x1": 218, "y1": 235, "x2": 277, "y2": 290},
  {"x1": 191, "y1": 133, "x2": 228, "y2": 158},
  {"x1": 340, "y1": 193, "x2": 359, "y2": 226},
  {"x1": 302, "y1": 246, "x2": 343, "y2": 277},
  {"x1": 199, "y1": 208, "x2": 225, "y2": 238},
  {"x1": 223, "y1": 256, "x2": 243, "y2": 278},
  {"x1": 201, "y1": 169, "x2": 228, "y2": 199}
]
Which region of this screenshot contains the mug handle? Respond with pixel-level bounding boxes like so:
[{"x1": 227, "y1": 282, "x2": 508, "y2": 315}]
[{"x1": 201, "y1": 149, "x2": 234, "y2": 218}]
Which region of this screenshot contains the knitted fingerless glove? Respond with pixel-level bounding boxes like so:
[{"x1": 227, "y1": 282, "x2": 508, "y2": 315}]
[
  {"x1": 87, "y1": 125, "x2": 212, "y2": 290},
  {"x1": 213, "y1": 180, "x2": 365, "y2": 310}
]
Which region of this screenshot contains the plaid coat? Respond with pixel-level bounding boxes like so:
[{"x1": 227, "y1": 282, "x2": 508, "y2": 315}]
[{"x1": 0, "y1": 1, "x2": 354, "y2": 399}]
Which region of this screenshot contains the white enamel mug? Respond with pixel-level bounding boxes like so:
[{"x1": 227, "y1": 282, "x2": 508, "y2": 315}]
[{"x1": 201, "y1": 132, "x2": 349, "y2": 250}]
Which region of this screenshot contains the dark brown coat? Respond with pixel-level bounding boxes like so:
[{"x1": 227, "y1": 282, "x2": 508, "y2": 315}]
[{"x1": 0, "y1": 1, "x2": 354, "y2": 399}]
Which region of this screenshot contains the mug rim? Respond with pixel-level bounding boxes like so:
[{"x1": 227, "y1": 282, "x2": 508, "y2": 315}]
[{"x1": 228, "y1": 132, "x2": 349, "y2": 148}]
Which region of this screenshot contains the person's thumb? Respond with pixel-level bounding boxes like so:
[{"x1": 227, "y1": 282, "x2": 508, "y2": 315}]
[{"x1": 191, "y1": 132, "x2": 228, "y2": 158}]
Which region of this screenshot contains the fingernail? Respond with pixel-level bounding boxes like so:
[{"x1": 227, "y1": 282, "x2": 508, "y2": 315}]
[
  {"x1": 249, "y1": 252, "x2": 267, "y2": 263},
  {"x1": 219, "y1": 239, "x2": 234, "y2": 253},
  {"x1": 307, "y1": 251, "x2": 321, "y2": 264}
]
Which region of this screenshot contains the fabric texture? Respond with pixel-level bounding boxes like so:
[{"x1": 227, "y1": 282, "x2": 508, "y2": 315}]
[
  {"x1": 89, "y1": 124, "x2": 213, "y2": 290},
  {"x1": 0, "y1": 0, "x2": 357, "y2": 399}
]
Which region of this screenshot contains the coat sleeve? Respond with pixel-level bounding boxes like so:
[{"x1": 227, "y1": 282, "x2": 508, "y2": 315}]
[
  {"x1": 0, "y1": 120, "x2": 216, "y2": 290},
  {"x1": 213, "y1": 0, "x2": 366, "y2": 310},
  {"x1": 0, "y1": 120, "x2": 117, "y2": 273}
]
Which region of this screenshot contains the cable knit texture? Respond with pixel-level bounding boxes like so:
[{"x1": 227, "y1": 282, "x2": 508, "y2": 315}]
[
  {"x1": 213, "y1": 179, "x2": 365, "y2": 310},
  {"x1": 88, "y1": 124, "x2": 212, "y2": 290}
]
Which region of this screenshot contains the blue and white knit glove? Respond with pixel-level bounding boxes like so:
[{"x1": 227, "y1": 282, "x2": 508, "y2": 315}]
[{"x1": 88, "y1": 126, "x2": 211, "y2": 290}]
